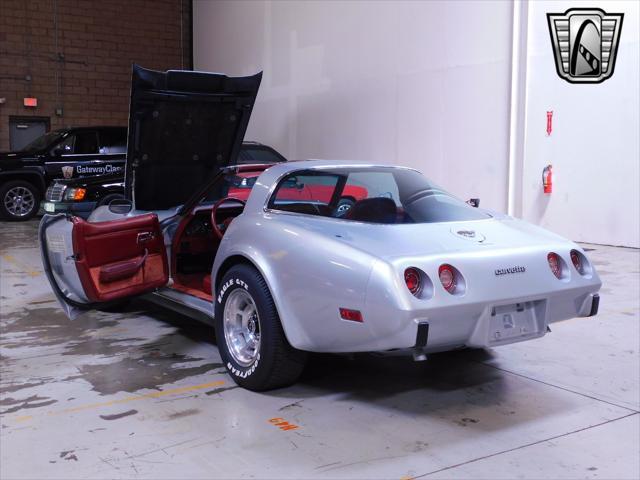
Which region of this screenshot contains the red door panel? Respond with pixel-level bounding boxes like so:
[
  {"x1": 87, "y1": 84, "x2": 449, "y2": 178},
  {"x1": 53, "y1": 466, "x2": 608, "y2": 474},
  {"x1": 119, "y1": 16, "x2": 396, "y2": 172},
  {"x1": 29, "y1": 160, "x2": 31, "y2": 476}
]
[{"x1": 71, "y1": 214, "x2": 168, "y2": 302}]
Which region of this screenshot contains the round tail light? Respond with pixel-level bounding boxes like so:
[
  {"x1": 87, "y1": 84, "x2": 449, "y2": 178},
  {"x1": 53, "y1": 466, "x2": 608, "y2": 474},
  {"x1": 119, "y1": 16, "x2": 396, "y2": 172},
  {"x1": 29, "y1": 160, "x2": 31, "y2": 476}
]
[
  {"x1": 404, "y1": 268, "x2": 422, "y2": 296},
  {"x1": 547, "y1": 252, "x2": 562, "y2": 279},
  {"x1": 570, "y1": 249, "x2": 583, "y2": 274},
  {"x1": 439, "y1": 264, "x2": 456, "y2": 294}
]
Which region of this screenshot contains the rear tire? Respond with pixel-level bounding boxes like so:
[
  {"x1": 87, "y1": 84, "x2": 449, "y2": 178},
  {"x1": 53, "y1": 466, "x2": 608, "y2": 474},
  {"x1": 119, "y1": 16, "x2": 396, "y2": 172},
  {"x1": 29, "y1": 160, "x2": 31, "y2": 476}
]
[
  {"x1": 0, "y1": 180, "x2": 40, "y2": 221},
  {"x1": 215, "y1": 264, "x2": 307, "y2": 391}
]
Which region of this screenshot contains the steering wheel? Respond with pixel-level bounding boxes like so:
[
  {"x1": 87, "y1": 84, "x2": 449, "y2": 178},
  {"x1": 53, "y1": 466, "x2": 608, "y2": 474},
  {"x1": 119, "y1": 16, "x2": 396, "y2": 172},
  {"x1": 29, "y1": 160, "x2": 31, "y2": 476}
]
[{"x1": 211, "y1": 197, "x2": 246, "y2": 240}]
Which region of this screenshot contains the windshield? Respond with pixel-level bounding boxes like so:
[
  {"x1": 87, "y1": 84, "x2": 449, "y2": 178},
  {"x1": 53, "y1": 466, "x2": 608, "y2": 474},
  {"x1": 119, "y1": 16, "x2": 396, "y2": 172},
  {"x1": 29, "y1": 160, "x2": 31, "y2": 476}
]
[
  {"x1": 19, "y1": 130, "x2": 66, "y2": 152},
  {"x1": 268, "y1": 167, "x2": 490, "y2": 224}
]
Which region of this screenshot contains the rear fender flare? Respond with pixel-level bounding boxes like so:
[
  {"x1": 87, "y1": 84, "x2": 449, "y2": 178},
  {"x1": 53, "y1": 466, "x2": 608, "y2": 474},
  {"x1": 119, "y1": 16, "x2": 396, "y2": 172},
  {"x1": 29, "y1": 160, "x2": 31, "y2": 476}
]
[{"x1": 213, "y1": 247, "x2": 298, "y2": 347}]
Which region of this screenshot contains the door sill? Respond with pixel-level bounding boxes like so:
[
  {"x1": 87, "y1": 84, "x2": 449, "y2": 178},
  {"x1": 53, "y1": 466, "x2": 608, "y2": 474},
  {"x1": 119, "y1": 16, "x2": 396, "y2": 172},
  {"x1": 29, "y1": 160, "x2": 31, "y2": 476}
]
[
  {"x1": 143, "y1": 288, "x2": 214, "y2": 326},
  {"x1": 169, "y1": 282, "x2": 213, "y2": 302}
]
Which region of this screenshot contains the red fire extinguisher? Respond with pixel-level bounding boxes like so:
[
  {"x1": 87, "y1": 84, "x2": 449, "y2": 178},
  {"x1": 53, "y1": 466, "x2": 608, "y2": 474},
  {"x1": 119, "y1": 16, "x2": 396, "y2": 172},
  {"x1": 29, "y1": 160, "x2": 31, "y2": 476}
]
[{"x1": 542, "y1": 164, "x2": 553, "y2": 194}]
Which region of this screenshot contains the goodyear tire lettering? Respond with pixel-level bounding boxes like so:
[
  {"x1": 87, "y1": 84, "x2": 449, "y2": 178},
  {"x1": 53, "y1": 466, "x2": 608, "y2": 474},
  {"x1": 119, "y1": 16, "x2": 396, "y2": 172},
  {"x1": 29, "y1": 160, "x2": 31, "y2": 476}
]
[{"x1": 226, "y1": 353, "x2": 260, "y2": 378}]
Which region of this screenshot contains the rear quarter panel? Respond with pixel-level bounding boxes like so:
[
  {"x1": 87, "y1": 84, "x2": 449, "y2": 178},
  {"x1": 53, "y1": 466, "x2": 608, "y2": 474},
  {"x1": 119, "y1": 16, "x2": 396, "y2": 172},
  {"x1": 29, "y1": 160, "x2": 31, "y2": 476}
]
[{"x1": 213, "y1": 211, "x2": 378, "y2": 351}]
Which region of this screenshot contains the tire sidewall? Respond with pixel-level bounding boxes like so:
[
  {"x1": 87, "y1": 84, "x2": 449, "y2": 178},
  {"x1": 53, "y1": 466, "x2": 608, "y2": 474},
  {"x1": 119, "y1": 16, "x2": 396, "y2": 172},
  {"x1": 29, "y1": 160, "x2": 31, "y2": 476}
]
[
  {"x1": 0, "y1": 180, "x2": 40, "y2": 221},
  {"x1": 214, "y1": 266, "x2": 277, "y2": 388}
]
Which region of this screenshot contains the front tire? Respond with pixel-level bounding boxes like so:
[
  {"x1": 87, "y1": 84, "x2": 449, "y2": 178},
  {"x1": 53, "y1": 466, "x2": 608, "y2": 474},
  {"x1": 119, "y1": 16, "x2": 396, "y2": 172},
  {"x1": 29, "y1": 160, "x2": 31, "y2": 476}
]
[
  {"x1": 0, "y1": 180, "x2": 40, "y2": 221},
  {"x1": 215, "y1": 264, "x2": 307, "y2": 391}
]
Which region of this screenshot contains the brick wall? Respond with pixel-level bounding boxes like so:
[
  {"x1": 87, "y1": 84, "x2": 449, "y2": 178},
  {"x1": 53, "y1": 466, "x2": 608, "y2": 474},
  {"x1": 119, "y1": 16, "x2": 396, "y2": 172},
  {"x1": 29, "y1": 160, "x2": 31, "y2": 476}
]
[{"x1": 0, "y1": 0, "x2": 192, "y2": 150}]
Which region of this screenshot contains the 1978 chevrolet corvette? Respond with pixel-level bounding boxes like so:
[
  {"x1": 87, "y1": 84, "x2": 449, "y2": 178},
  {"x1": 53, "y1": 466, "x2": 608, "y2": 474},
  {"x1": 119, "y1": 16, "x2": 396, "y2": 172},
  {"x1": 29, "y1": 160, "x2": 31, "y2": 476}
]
[{"x1": 40, "y1": 66, "x2": 602, "y2": 390}]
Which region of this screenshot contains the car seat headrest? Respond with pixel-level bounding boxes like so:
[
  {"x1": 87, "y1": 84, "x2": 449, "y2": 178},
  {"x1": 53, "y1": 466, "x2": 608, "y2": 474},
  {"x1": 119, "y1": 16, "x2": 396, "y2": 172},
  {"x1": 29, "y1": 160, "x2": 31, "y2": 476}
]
[{"x1": 346, "y1": 197, "x2": 397, "y2": 223}]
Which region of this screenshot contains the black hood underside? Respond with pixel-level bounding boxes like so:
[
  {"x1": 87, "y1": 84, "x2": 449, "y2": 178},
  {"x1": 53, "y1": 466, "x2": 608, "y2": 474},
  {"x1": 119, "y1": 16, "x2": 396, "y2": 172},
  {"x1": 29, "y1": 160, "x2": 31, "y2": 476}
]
[{"x1": 126, "y1": 65, "x2": 262, "y2": 211}]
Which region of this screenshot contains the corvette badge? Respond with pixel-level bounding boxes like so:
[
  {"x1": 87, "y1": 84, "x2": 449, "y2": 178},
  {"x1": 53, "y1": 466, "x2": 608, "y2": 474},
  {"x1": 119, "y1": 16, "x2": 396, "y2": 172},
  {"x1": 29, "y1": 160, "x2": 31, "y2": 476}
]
[{"x1": 495, "y1": 266, "x2": 526, "y2": 276}]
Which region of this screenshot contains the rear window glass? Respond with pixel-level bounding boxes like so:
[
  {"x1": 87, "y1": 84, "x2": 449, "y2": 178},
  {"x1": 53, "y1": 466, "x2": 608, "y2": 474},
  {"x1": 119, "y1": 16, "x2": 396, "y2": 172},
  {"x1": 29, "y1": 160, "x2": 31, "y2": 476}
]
[{"x1": 267, "y1": 167, "x2": 490, "y2": 224}]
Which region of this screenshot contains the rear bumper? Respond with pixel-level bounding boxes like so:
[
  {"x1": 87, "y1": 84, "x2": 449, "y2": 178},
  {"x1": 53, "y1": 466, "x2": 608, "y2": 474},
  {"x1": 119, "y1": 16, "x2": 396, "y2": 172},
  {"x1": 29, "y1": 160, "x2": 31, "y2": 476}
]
[
  {"x1": 41, "y1": 201, "x2": 97, "y2": 219},
  {"x1": 403, "y1": 289, "x2": 601, "y2": 353},
  {"x1": 588, "y1": 293, "x2": 600, "y2": 316},
  {"x1": 438, "y1": 291, "x2": 599, "y2": 351},
  {"x1": 386, "y1": 298, "x2": 552, "y2": 354},
  {"x1": 299, "y1": 284, "x2": 601, "y2": 354}
]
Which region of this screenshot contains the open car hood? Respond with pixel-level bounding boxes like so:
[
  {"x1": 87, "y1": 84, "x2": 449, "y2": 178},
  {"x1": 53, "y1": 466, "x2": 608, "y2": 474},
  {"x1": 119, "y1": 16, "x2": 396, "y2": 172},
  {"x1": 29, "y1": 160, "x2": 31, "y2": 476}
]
[{"x1": 126, "y1": 65, "x2": 262, "y2": 210}]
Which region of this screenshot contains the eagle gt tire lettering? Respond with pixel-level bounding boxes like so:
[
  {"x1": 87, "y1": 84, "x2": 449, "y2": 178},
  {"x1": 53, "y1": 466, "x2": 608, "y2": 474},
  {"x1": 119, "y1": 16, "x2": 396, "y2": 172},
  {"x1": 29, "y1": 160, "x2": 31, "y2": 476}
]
[{"x1": 214, "y1": 264, "x2": 307, "y2": 391}]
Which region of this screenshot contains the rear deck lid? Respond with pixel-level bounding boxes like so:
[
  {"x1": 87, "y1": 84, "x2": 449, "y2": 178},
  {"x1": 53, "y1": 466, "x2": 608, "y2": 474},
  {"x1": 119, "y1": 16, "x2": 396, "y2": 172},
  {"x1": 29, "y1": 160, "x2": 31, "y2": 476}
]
[{"x1": 126, "y1": 64, "x2": 262, "y2": 210}]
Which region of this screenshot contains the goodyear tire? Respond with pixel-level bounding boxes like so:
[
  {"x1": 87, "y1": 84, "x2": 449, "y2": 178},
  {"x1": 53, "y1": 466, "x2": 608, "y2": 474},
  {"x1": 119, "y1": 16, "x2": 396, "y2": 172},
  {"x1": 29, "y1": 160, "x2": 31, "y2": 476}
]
[
  {"x1": 0, "y1": 180, "x2": 40, "y2": 221},
  {"x1": 215, "y1": 264, "x2": 307, "y2": 391}
]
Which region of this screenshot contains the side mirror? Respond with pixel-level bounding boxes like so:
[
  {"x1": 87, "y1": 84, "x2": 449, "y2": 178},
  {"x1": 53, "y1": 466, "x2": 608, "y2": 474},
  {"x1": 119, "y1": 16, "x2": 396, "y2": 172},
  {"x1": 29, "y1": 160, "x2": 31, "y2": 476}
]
[
  {"x1": 467, "y1": 198, "x2": 480, "y2": 208},
  {"x1": 108, "y1": 198, "x2": 133, "y2": 215},
  {"x1": 51, "y1": 147, "x2": 64, "y2": 157}
]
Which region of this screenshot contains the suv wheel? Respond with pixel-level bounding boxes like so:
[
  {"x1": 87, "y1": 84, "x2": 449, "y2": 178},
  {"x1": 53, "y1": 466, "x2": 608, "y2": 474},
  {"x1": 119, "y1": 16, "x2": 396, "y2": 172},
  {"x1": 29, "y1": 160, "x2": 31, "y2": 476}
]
[
  {"x1": 215, "y1": 264, "x2": 307, "y2": 391},
  {"x1": 0, "y1": 180, "x2": 40, "y2": 221}
]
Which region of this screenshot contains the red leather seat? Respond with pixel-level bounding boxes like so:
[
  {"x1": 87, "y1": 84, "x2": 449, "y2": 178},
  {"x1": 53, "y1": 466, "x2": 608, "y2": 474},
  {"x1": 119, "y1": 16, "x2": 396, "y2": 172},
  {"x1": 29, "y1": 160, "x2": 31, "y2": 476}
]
[{"x1": 202, "y1": 274, "x2": 212, "y2": 295}]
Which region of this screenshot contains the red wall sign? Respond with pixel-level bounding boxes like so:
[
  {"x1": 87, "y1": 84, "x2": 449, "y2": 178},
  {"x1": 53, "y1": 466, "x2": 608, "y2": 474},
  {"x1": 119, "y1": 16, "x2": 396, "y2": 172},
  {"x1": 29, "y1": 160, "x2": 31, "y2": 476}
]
[{"x1": 546, "y1": 110, "x2": 553, "y2": 136}]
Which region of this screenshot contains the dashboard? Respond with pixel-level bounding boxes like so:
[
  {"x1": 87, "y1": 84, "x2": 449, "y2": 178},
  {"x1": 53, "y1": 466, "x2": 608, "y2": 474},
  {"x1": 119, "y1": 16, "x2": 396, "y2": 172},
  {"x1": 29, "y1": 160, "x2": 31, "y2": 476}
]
[{"x1": 185, "y1": 214, "x2": 212, "y2": 236}]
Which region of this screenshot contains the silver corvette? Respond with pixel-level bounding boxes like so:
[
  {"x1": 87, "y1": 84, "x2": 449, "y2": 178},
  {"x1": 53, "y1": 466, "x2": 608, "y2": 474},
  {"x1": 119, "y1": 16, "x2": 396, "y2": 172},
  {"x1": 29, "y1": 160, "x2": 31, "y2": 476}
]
[{"x1": 40, "y1": 67, "x2": 601, "y2": 391}]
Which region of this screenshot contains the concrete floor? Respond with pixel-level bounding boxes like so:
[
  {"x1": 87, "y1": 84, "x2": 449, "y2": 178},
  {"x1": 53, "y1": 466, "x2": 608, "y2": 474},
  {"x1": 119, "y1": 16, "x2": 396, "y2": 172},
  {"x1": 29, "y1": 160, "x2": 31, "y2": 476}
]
[{"x1": 1, "y1": 219, "x2": 639, "y2": 480}]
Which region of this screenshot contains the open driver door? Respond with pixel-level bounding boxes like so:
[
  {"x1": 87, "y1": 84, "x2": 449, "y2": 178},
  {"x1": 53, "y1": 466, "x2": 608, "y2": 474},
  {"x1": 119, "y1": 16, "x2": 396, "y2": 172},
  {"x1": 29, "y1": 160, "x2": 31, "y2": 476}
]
[
  {"x1": 40, "y1": 213, "x2": 168, "y2": 319},
  {"x1": 40, "y1": 65, "x2": 262, "y2": 319}
]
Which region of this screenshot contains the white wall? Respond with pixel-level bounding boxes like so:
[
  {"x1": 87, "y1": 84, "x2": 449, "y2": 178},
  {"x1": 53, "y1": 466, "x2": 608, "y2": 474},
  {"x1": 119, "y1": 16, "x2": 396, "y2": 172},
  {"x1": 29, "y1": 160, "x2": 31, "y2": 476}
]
[
  {"x1": 520, "y1": 1, "x2": 639, "y2": 248},
  {"x1": 194, "y1": 0, "x2": 640, "y2": 247},
  {"x1": 194, "y1": 0, "x2": 514, "y2": 212}
]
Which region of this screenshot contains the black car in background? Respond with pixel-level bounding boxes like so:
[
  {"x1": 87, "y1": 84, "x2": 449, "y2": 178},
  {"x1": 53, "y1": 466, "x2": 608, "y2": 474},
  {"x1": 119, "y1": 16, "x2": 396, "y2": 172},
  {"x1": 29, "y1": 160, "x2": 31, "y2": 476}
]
[
  {"x1": 42, "y1": 141, "x2": 287, "y2": 218},
  {"x1": 43, "y1": 172, "x2": 127, "y2": 217},
  {"x1": 0, "y1": 126, "x2": 127, "y2": 220}
]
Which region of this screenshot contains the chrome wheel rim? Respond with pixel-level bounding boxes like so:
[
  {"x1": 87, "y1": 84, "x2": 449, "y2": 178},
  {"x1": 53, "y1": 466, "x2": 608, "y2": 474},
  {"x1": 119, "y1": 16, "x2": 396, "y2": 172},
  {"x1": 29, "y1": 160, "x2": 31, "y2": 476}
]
[
  {"x1": 223, "y1": 288, "x2": 261, "y2": 367},
  {"x1": 4, "y1": 186, "x2": 35, "y2": 217},
  {"x1": 337, "y1": 203, "x2": 352, "y2": 213}
]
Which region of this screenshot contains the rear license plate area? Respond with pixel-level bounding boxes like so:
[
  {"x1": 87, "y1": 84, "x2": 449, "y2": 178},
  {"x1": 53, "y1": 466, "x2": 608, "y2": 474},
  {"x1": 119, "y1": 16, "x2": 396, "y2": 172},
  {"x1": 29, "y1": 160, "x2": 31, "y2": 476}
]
[{"x1": 488, "y1": 300, "x2": 545, "y2": 345}]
